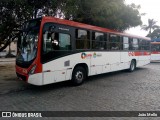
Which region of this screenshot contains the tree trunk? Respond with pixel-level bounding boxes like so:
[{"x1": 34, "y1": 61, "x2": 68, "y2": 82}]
[
  {"x1": 0, "y1": 40, "x2": 10, "y2": 52},
  {"x1": 8, "y1": 42, "x2": 11, "y2": 55},
  {"x1": 149, "y1": 28, "x2": 152, "y2": 34}
]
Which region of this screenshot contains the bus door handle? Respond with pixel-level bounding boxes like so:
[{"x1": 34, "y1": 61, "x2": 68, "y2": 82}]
[{"x1": 67, "y1": 68, "x2": 72, "y2": 70}]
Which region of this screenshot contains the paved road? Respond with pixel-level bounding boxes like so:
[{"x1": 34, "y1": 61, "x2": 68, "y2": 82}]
[{"x1": 0, "y1": 62, "x2": 160, "y2": 120}]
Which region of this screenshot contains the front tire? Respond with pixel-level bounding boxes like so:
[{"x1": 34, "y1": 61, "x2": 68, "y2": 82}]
[
  {"x1": 129, "y1": 60, "x2": 136, "y2": 72},
  {"x1": 71, "y1": 66, "x2": 86, "y2": 86}
]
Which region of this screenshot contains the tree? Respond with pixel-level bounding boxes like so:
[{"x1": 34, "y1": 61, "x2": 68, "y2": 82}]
[
  {"x1": 0, "y1": 0, "x2": 33, "y2": 52},
  {"x1": 71, "y1": 0, "x2": 142, "y2": 31},
  {"x1": 0, "y1": 0, "x2": 143, "y2": 52},
  {"x1": 141, "y1": 19, "x2": 160, "y2": 34},
  {"x1": 0, "y1": 0, "x2": 60, "y2": 52},
  {"x1": 147, "y1": 29, "x2": 160, "y2": 39}
]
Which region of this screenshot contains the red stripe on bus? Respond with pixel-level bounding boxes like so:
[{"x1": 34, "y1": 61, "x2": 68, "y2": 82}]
[
  {"x1": 128, "y1": 52, "x2": 151, "y2": 56},
  {"x1": 151, "y1": 52, "x2": 160, "y2": 54}
]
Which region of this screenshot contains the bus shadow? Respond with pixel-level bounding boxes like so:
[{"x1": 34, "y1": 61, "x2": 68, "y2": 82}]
[
  {"x1": 2, "y1": 67, "x2": 148, "y2": 95},
  {"x1": 85, "y1": 67, "x2": 147, "y2": 83},
  {"x1": 22, "y1": 67, "x2": 147, "y2": 93}
]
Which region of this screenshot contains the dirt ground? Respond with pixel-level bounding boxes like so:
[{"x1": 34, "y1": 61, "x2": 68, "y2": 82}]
[
  {"x1": 0, "y1": 62, "x2": 27, "y2": 94},
  {"x1": 0, "y1": 62, "x2": 16, "y2": 81}
]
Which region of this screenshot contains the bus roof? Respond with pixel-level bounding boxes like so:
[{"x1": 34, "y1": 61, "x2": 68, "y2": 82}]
[
  {"x1": 151, "y1": 42, "x2": 160, "y2": 45},
  {"x1": 41, "y1": 17, "x2": 151, "y2": 41}
]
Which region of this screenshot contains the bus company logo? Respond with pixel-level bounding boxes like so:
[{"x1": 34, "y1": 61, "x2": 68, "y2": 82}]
[
  {"x1": 81, "y1": 53, "x2": 86, "y2": 59},
  {"x1": 81, "y1": 53, "x2": 92, "y2": 59},
  {"x1": 93, "y1": 53, "x2": 97, "y2": 58},
  {"x1": 128, "y1": 52, "x2": 135, "y2": 56}
]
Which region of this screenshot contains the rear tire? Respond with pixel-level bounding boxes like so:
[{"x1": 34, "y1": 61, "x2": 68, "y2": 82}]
[
  {"x1": 129, "y1": 60, "x2": 136, "y2": 72},
  {"x1": 71, "y1": 66, "x2": 86, "y2": 86}
]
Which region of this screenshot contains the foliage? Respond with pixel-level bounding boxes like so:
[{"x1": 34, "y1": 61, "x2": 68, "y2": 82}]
[
  {"x1": 147, "y1": 29, "x2": 160, "y2": 39},
  {"x1": 0, "y1": 0, "x2": 143, "y2": 52},
  {"x1": 141, "y1": 19, "x2": 160, "y2": 34},
  {"x1": 73, "y1": 0, "x2": 142, "y2": 31}
]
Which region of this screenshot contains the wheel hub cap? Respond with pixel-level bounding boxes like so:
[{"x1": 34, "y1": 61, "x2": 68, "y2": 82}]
[{"x1": 75, "y1": 71, "x2": 83, "y2": 81}]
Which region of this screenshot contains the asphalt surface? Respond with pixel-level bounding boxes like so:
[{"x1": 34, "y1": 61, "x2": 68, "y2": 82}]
[{"x1": 0, "y1": 62, "x2": 160, "y2": 120}]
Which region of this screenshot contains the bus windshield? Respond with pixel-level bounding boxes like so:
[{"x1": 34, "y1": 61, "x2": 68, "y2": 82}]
[{"x1": 16, "y1": 19, "x2": 41, "y2": 62}]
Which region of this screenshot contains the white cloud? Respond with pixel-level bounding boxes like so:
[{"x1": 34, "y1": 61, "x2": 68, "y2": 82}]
[{"x1": 125, "y1": 0, "x2": 160, "y2": 37}]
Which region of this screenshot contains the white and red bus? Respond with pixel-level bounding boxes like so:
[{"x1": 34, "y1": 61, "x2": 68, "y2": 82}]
[
  {"x1": 16, "y1": 17, "x2": 151, "y2": 86},
  {"x1": 151, "y1": 38, "x2": 160, "y2": 61}
]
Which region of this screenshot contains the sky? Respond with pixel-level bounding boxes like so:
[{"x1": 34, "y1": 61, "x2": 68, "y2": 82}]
[{"x1": 125, "y1": 0, "x2": 160, "y2": 37}]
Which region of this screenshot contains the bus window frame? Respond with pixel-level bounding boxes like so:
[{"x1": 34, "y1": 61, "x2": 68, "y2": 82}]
[
  {"x1": 41, "y1": 22, "x2": 74, "y2": 63},
  {"x1": 108, "y1": 34, "x2": 122, "y2": 51},
  {"x1": 75, "y1": 28, "x2": 91, "y2": 50},
  {"x1": 91, "y1": 31, "x2": 107, "y2": 50},
  {"x1": 122, "y1": 36, "x2": 129, "y2": 51}
]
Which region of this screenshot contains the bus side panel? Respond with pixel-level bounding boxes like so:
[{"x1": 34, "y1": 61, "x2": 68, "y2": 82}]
[
  {"x1": 42, "y1": 53, "x2": 91, "y2": 85},
  {"x1": 90, "y1": 52, "x2": 104, "y2": 76},
  {"x1": 120, "y1": 52, "x2": 131, "y2": 69},
  {"x1": 138, "y1": 55, "x2": 145, "y2": 66},
  {"x1": 28, "y1": 73, "x2": 43, "y2": 86},
  {"x1": 106, "y1": 52, "x2": 121, "y2": 72},
  {"x1": 137, "y1": 53, "x2": 151, "y2": 67},
  {"x1": 90, "y1": 52, "x2": 122, "y2": 76},
  {"x1": 151, "y1": 53, "x2": 160, "y2": 61}
]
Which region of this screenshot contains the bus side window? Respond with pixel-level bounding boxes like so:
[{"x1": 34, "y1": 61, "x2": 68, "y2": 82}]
[
  {"x1": 43, "y1": 24, "x2": 71, "y2": 53},
  {"x1": 51, "y1": 32, "x2": 59, "y2": 50},
  {"x1": 43, "y1": 31, "x2": 53, "y2": 53},
  {"x1": 140, "y1": 39, "x2": 145, "y2": 50},
  {"x1": 50, "y1": 32, "x2": 71, "y2": 51},
  {"x1": 76, "y1": 29, "x2": 90, "y2": 49},
  {"x1": 123, "y1": 37, "x2": 129, "y2": 50},
  {"x1": 92, "y1": 32, "x2": 106, "y2": 50},
  {"x1": 109, "y1": 34, "x2": 120, "y2": 50},
  {"x1": 59, "y1": 33, "x2": 71, "y2": 50},
  {"x1": 129, "y1": 38, "x2": 139, "y2": 50}
]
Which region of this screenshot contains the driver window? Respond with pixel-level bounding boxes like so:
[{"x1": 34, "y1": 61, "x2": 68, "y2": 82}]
[{"x1": 43, "y1": 23, "x2": 71, "y2": 54}]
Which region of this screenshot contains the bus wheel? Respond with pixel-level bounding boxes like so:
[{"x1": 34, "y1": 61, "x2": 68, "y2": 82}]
[
  {"x1": 129, "y1": 60, "x2": 136, "y2": 72},
  {"x1": 72, "y1": 66, "x2": 86, "y2": 86}
]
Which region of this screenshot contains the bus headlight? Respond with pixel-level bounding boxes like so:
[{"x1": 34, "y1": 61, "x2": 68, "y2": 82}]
[{"x1": 29, "y1": 65, "x2": 37, "y2": 75}]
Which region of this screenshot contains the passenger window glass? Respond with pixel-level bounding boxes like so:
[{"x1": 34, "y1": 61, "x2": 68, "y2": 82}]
[
  {"x1": 133, "y1": 38, "x2": 138, "y2": 44},
  {"x1": 42, "y1": 23, "x2": 72, "y2": 63},
  {"x1": 78, "y1": 30, "x2": 86, "y2": 38},
  {"x1": 95, "y1": 32, "x2": 104, "y2": 41},
  {"x1": 59, "y1": 33, "x2": 71, "y2": 50},
  {"x1": 76, "y1": 29, "x2": 90, "y2": 49},
  {"x1": 108, "y1": 34, "x2": 121, "y2": 50},
  {"x1": 109, "y1": 34, "x2": 120, "y2": 42},
  {"x1": 43, "y1": 24, "x2": 71, "y2": 54},
  {"x1": 129, "y1": 38, "x2": 138, "y2": 50},
  {"x1": 123, "y1": 37, "x2": 129, "y2": 50},
  {"x1": 123, "y1": 37, "x2": 129, "y2": 44},
  {"x1": 140, "y1": 40, "x2": 150, "y2": 50},
  {"x1": 92, "y1": 32, "x2": 106, "y2": 50}
]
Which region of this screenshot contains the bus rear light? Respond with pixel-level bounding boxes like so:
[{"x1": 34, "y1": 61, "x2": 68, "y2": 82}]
[{"x1": 29, "y1": 65, "x2": 37, "y2": 75}]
